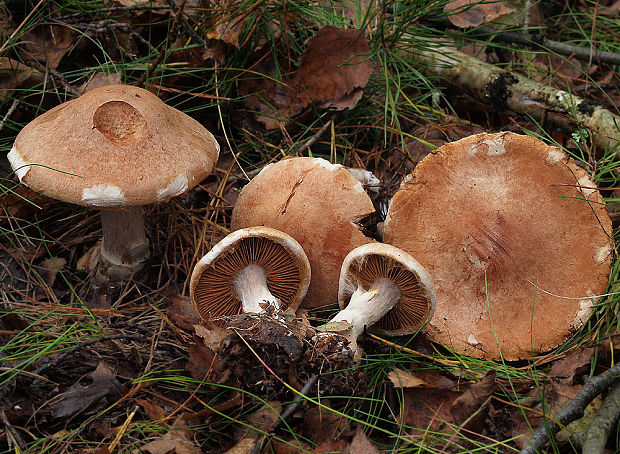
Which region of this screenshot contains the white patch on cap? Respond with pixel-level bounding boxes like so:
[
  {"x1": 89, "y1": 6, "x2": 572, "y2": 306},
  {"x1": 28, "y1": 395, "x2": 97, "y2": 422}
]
[
  {"x1": 594, "y1": 244, "x2": 612, "y2": 264},
  {"x1": 205, "y1": 129, "x2": 220, "y2": 153},
  {"x1": 157, "y1": 174, "x2": 188, "y2": 201},
  {"x1": 82, "y1": 185, "x2": 126, "y2": 207},
  {"x1": 7, "y1": 146, "x2": 30, "y2": 181},
  {"x1": 467, "y1": 334, "x2": 480, "y2": 346},
  {"x1": 546, "y1": 148, "x2": 565, "y2": 165},
  {"x1": 400, "y1": 174, "x2": 414, "y2": 188},
  {"x1": 352, "y1": 181, "x2": 365, "y2": 193},
  {"x1": 314, "y1": 158, "x2": 342, "y2": 171},
  {"x1": 256, "y1": 162, "x2": 274, "y2": 177},
  {"x1": 484, "y1": 136, "x2": 507, "y2": 156},
  {"x1": 470, "y1": 133, "x2": 508, "y2": 156},
  {"x1": 573, "y1": 291, "x2": 595, "y2": 329},
  {"x1": 347, "y1": 168, "x2": 381, "y2": 193},
  {"x1": 577, "y1": 175, "x2": 596, "y2": 197}
]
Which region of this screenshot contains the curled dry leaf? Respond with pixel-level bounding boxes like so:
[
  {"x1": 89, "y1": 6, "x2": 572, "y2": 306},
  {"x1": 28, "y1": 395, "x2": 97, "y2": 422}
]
[
  {"x1": 388, "y1": 368, "x2": 433, "y2": 389},
  {"x1": 0, "y1": 58, "x2": 34, "y2": 101},
  {"x1": 23, "y1": 24, "x2": 73, "y2": 69},
  {"x1": 50, "y1": 362, "x2": 121, "y2": 418},
  {"x1": 349, "y1": 427, "x2": 380, "y2": 454},
  {"x1": 80, "y1": 72, "x2": 122, "y2": 93},
  {"x1": 135, "y1": 416, "x2": 201, "y2": 454},
  {"x1": 166, "y1": 293, "x2": 201, "y2": 331},
  {"x1": 39, "y1": 257, "x2": 67, "y2": 287},
  {"x1": 240, "y1": 26, "x2": 373, "y2": 129},
  {"x1": 550, "y1": 346, "x2": 595, "y2": 385},
  {"x1": 444, "y1": 0, "x2": 515, "y2": 28}
]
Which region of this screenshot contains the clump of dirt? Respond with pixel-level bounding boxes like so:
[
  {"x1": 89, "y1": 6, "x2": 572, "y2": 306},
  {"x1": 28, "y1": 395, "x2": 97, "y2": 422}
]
[{"x1": 217, "y1": 313, "x2": 366, "y2": 399}]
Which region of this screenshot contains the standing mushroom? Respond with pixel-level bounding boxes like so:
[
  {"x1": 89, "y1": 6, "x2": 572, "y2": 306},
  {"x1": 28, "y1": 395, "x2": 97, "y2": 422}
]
[
  {"x1": 384, "y1": 132, "x2": 613, "y2": 360},
  {"x1": 319, "y1": 243, "x2": 436, "y2": 356},
  {"x1": 230, "y1": 157, "x2": 376, "y2": 309},
  {"x1": 7, "y1": 84, "x2": 219, "y2": 281},
  {"x1": 190, "y1": 226, "x2": 311, "y2": 323}
]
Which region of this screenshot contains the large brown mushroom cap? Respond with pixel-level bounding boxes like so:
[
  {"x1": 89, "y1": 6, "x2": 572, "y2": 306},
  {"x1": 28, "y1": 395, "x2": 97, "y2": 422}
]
[
  {"x1": 9, "y1": 84, "x2": 219, "y2": 207},
  {"x1": 384, "y1": 132, "x2": 613, "y2": 360},
  {"x1": 230, "y1": 157, "x2": 375, "y2": 309},
  {"x1": 190, "y1": 226, "x2": 311, "y2": 323}
]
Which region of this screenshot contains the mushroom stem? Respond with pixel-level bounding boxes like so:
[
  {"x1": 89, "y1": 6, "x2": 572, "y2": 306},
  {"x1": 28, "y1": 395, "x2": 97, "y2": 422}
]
[
  {"x1": 233, "y1": 263, "x2": 281, "y2": 313},
  {"x1": 98, "y1": 206, "x2": 149, "y2": 281},
  {"x1": 326, "y1": 277, "x2": 401, "y2": 353}
]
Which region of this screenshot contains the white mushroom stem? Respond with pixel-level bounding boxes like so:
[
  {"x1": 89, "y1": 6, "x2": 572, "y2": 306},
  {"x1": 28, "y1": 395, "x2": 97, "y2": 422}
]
[
  {"x1": 325, "y1": 277, "x2": 401, "y2": 354},
  {"x1": 98, "y1": 206, "x2": 149, "y2": 281},
  {"x1": 232, "y1": 264, "x2": 281, "y2": 313}
]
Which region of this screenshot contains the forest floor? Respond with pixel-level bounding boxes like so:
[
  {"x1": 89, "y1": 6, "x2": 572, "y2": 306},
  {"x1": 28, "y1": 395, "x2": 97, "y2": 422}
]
[{"x1": 0, "y1": 1, "x2": 619, "y2": 453}]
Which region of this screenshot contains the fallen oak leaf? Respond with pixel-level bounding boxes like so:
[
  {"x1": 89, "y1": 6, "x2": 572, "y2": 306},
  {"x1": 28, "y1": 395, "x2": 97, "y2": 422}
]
[
  {"x1": 51, "y1": 362, "x2": 121, "y2": 418},
  {"x1": 444, "y1": 0, "x2": 515, "y2": 28}
]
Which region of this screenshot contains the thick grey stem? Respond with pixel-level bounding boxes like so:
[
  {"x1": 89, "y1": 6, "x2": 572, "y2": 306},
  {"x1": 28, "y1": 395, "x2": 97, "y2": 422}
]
[{"x1": 98, "y1": 206, "x2": 149, "y2": 281}]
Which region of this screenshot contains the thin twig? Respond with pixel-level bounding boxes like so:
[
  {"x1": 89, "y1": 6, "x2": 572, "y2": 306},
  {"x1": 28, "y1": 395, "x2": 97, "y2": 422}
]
[
  {"x1": 474, "y1": 27, "x2": 620, "y2": 66},
  {"x1": 520, "y1": 363, "x2": 620, "y2": 454},
  {"x1": 0, "y1": 99, "x2": 19, "y2": 132},
  {"x1": 295, "y1": 112, "x2": 340, "y2": 156}
]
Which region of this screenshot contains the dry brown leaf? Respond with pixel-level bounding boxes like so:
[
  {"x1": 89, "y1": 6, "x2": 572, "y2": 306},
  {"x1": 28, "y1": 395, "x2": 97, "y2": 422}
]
[
  {"x1": 39, "y1": 257, "x2": 67, "y2": 287},
  {"x1": 135, "y1": 398, "x2": 166, "y2": 420},
  {"x1": 224, "y1": 437, "x2": 255, "y2": 454},
  {"x1": 240, "y1": 26, "x2": 373, "y2": 129},
  {"x1": 302, "y1": 401, "x2": 350, "y2": 440},
  {"x1": 136, "y1": 416, "x2": 200, "y2": 454},
  {"x1": 449, "y1": 370, "x2": 496, "y2": 431},
  {"x1": 313, "y1": 439, "x2": 350, "y2": 453},
  {"x1": 349, "y1": 427, "x2": 379, "y2": 453},
  {"x1": 388, "y1": 368, "x2": 433, "y2": 388},
  {"x1": 291, "y1": 26, "x2": 373, "y2": 111},
  {"x1": 550, "y1": 347, "x2": 595, "y2": 385},
  {"x1": 194, "y1": 322, "x2": 227, "y2": 350},
  {"x1": 23, "y1": 24, "x2": 73, "y2": 69},
  {"x1": 444, "y1": 0, "x2": 515, "y2": 28},
  {"x1": 51, "y1": 362, "x2": 121, "y2": 418},
  {"x1": 0, "y1": 58, "x2": 34, "y2": 101},
  {"x1": 167, "y1": 294, "x2": 201, "y2": 331},
  {"x1": 206, "y1": 11, "x2": 246, "y2": 48},
  {"x1": 80, "y1": 72, "x2": 122, "y2": 93},
  {"x1": 76, "y1": 243, "x2": 101, "y2": 274}
]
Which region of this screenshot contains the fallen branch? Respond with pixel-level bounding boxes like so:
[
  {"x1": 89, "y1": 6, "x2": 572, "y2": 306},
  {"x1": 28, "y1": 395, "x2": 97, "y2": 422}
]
[
  {"x1": 399, "y1": 40, "x2": 620, "y2": 152},
  {"x1": 520, "y1": 362, "x2": 620, "y2": 454},
  {"x1": 581, "y1": 379, "x2": 620, "y2": 454},
  {"x1": 472, "y1": 27, "x2": 620, "y2": 66}
]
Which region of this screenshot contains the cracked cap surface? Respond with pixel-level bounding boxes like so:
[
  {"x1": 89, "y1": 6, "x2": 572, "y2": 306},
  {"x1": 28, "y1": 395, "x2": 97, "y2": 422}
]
[{"x1": 230, "y1": 157, "x2": 375, "y2": 309}]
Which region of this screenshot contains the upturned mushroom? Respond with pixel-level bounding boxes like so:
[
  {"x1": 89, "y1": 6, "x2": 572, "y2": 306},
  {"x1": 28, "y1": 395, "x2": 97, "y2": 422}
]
[
  {"x1": 190, "y1": 226, "x2": 311, "y2": 323},
  {"x1": 7, "y1": 84, "x2": 219, "y2": 281},
  {"x1": 318, "y1": 243, "x2": 436, "y2": 356},
  {"x1": 384, "y1": 132, "x2": 613, "y2": 360},
  {"x1": 230, "y1": 157, "x2": 376, "y2": 309}
]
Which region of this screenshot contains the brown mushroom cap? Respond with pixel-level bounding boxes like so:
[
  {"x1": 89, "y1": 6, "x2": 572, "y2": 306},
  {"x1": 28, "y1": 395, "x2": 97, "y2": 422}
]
[
  {"x1": 384, "y1": 132, "x2": 613, "y2": 360},
  {"x1": 8, "y1": 84, "x2": 219, "y2": 207},
  {"x1": 338, "y1": 243, "x2": 436, "y2": 335},
  {"x1": 190, "y1": 226, "x2": 311, "y2": 323},
  {"x1": 230, "y1": 157, "x2": 375, "y2": 309}
]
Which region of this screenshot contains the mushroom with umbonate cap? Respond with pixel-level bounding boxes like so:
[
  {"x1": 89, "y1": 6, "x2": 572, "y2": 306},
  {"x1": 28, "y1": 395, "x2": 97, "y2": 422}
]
[
  {"x1": 190, "y1": 226, "x2": 311, "y2": 324},
  {"x1": 319, "y1": 242, "x2": 436, "y2": 356},
  {"x1": 7, "y1": 84, "x2": 219, "y2": 281},
  {"x1": 384, "y1": 132, "x2": 613, "y2": 360}
]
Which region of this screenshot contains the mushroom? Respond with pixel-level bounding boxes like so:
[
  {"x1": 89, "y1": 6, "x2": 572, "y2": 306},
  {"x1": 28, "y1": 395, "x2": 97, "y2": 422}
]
[
  {"x1": 190, "y1": 226, "x2": 311, "y2": 323},
  {"x1": 7, "y1": 84, "x2": 219, "y2": 281},
  {"x1": 384, "y1": 132, "x2": 613, "y2": 360},
  {"x1": 230, "y1": 157, "x2": 376, "y2": 309},
  {"x1": 319, "y1": 243, "x2": 436, "y2": 356}
]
